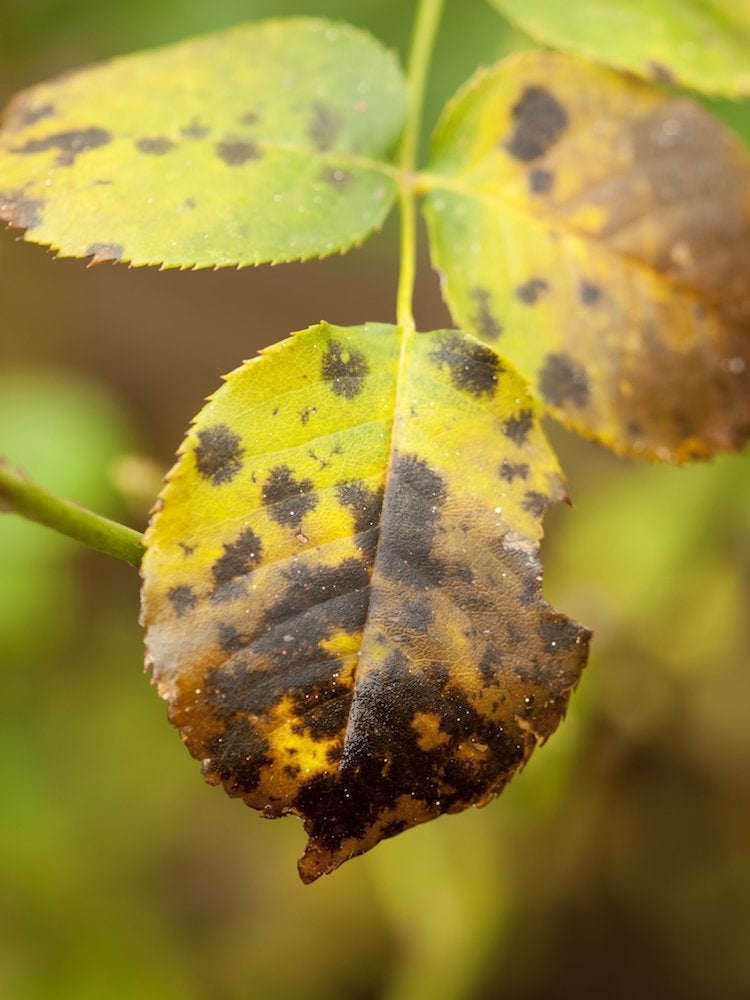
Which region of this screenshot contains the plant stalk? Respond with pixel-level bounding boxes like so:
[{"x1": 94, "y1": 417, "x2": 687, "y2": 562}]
[
  {"x1": 395, "y1": 0, "x2": 445, "y2": 332},
  {"x1": 0, "y1": 460, "x2": 144, "y2": 567}
]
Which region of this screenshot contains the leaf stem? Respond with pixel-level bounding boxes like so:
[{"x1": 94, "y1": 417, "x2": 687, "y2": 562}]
[
  {"x1": 0, "y1": 459, "x2": 144, "y2": 567},
  {"x1": 396, "y1": 0, "x2": 445, "y2": 332}
]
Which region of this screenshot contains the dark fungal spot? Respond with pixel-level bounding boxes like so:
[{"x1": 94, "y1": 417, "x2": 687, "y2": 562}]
[
  {"x1": 204, "y1": 717, "x2": 271, "y2": 794},
  {"x1": 294, "y1": 652, "x2": 526, "y2": 859},
  {"x1": 211, "y1": 527, "x2": 263, "y2": 602},
  {"x1": 179, "y1": 542, "x2": 195, "y2": 557},
  {"x1": 11, "y1": 126, "x2": 111, "y2": 166},
  {"x1": 136, "y1": 136, "x2": 175, "y2": 155},
  {"x1": 430, "y1": 332, "x2": 501, "y2": 398},
  {"x1": 261, "y1": 465, "x2": 317, "y2": 526},
  {"x1": 648, "y1": 60, "x2": 677, "y2": 85},
  {"x1": 181, "y1": 119, "x2": 209, "y2": 139},
  {"x1": 337, "y1": 481, "x2": 384, "y2": 535},
  {"x1": 579, "y1": 280, "x2": 602, "y2": 305},
  {"x1": 319, "y1": 166, "x2": 352, "y2": 189},
  {"x1": 10, "y1": 102, "x2": 56, "y2": 130},
  {"x1": 0, "y1": 190, "x2": 44, "y2": 229},
  {"x1": 168, "y1": 585, "x2": 198, "y2": 617},
  {"x1": 86, "y1": 243, "x2": 123, "y2": 264},
  {"x1": 538, "y1": 615, "x2": 582, "y2": 653},
  {"x1": 218, "y1": 622, "x2": 251, "y2": 655},
  {"x1": 515, "y1": 277, "x2": 549, "y2": 305},
  {"x1": 239, "y1": 111, "x2": 260, "y2": 125},
  {"x1": 377, "y1": 454, "x2": 448, "y2": 592},
  {"x1": 499, "y1": 459, "x2": 529, "y2": 482},
  {"x1": 503, "y1": 409, "x2": 533, "y2": 446},
  {"x1": 504, "y1": 86, "x2": 568, "y2": 163},
  {"x1": 539, "y1": 353, "x2": 590, "y2": 409},
  {"x1": 529, "y1": 167, "x2": 554, "y2": 194},
  {"x1": 216, "y1": 138, "x2": 261, "y2": 166},
  {"x1": 308, "y1": 103, "x2": 341, "y2": 151},
  {"x1": 522, "y1": 491, "x2": 550, "y2": 518},
  {"x1": 469, "y1": 287, "x2": 503, "y2": 341},
  {"x1": 194, "y1": 424, "x2": 244, "y2": 485},
  {"x1": 400, "y1": 598, "x2": 433, "y2": 634},
  {"x1": 321, "y1": 340, "x2": 369, "y2": 398},
  {"x1": 184, "y1": 197, "x2": 196, "y2": 209},
  {"x1": 299, "y1": 406, "x2": 317, "y2": 426}
]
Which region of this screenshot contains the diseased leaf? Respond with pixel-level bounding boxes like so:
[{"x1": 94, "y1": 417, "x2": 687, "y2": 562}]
[
  {"x1": 488, "y1": 0, "x2": 750, "y2": 96},
  {"x1": 141, "y1": 321, "x2": 590, "y2": 882},
  {"x1": 423, "y1": 51, "x2": 750, "y2": 461},
  {"x1": 0, "y1": 19, "x2": 404, "y2": 267}
]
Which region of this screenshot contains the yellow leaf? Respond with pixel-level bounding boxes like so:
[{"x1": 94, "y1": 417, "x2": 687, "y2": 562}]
[
  {"x1": 423, "y1": 51, "x2": 750, "y2": 461},
  {"x1": 141, "y1": 322, "x2": 590, "y2": 882}
]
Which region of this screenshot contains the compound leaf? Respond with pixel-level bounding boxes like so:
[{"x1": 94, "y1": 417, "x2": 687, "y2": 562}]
[
  {"x1": 0, "y1": 19, "x2": 405, "y2": 267},
  {"x1": 488, "y1": 0, "x2": 750, "y2": 96},
  {"x1": 141, "y1": 321, "x2": 590, "y2": 882},
  {"x1": 423, "y1": 51, "x2": 750, "y2": 461}
]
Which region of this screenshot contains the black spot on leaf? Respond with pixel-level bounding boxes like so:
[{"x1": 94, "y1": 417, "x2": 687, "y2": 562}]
[
  {"x1": 212, "y1": 528, "x2": 263, "y2": 602},
  {"x1": 499, "y1": 460, "x2": 530, "y2": 482},
  {"x1": 522, "y1": 491, "x2": 550, "y2": 518},
  {"x1": 529, "y1": 167, "x2": 554, "y2": 193},
  {"x1": 239, "y1": 111, "x2": 260, "y2": 125},
  {"x1": 168, "y1": 585, "x2": 198, "y2": 617},
  {"x1": 194, "y1": 424, "x2": 244, "y2": 485},
  {"x1": 503, "y1": 410, "x2": 533, "y2": 446},
  {"x1": 337, "y1": 481, "x2": 384, "y2": 535},
  {"x1": 469, "y1": 287, "x2": 503, "y2": 341},
  {"x1": 504, "y1": 87, "x2": 568, "y2": 162},
  {"x1": 11, "y1": 127, "x2": 111, "y2": 166},
  {"x1": 262, "y1": 466, "x2": 317, "y2": 526},
  {"x1": 538, "y1": 616, "x2": 582, "y2": 653},
  {"x1": 204, "y1": 717, "x2": 271, "y2": 794},
  {"x1": 430, "y1": 333, "x2": 501, "y2": 397},
  {"x1": 181, "y1": 120, "x2": 209, "y2": 139},
  {"x1": 321, "y1": 340, "x2": 369, "y2": 398},
  {"x1": 309, "y1": 103, "x2": 341, "y2": 151},
  {"x1": 10, "y1": 102, "x2": 56, "y2": 130},
  {"x1": 515, "y1": 278, "x2": 549, "y2": 305},
  {"x1": 579, "y1": 280, "x2": 602, "y2": 305},
  {"x1": 216, "y1": 139, "x2": 261, "y2": 165},
  {"x1": 539, "y1": 353, "x2": 590, "y2": 408},
  {"x1": 136, "y1": 136, "x2": 175, "y2": 155}
]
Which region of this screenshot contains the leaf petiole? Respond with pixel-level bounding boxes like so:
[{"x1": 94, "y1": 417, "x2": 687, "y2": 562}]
[{"x1": 0, "y1": 459, "x2": 144, "y2": 567}]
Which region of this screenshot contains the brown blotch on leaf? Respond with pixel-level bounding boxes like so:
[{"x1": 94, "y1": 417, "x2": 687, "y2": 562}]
[
  {"x1": 239, "y1": 111, "x2": 260, "y2": 125},
  {"x1": 136, "y1": 136, "x2": 175, "y2": 155},
  {"x1": 529, "y1": 167, "x2": 554, "y2": 194},
  {"x1": 321, "y1": 340, "x2": 369, "y2": 398},
  {"x1": 0, "y1": 190, "x2": 44, "y2": 229},
  {"x1": 319, "y1": 166, "x2": 352, "y2": 189},
  {"x1": 168, "y1": 584, "x2": 198, "y2": 617},
  {"x1": 499, "y1": 459, "x2": 529, "y2": 482},
  {"x1": 579, "y1": 280, "x2": 602, "y2": 305},
  {"x1": 515, "y1": 277, "x2": 549, "y2": 305},
  {"x1": 522, "y1": 490, "x2": 550, "y2": 518},
  {"x1": 648, "y1": 61, "x2": 677, "y2": 85},
  {"x1": 181, "y1": 120, "x2": 209, "y2": 139},
  {"x1": 539, "y1": 353, "x2": 590, "y2": 409},
  {"x1": 308, "y1": 103, "x2": 341, "y2": 151},
  {"x1": 11, "y1": 126, "x2": 111, "y2": 166},
  {"x1": 503, "y1": 409, "x2": 533, "y2": 446},
  {"x1": 469, "y1": 287, "x2": 503, "y2": 341},
  {"x1": 212, "y1": 527, "x2": 263, "y2": 602},
  {"x1": 261, "y1": 465, "x2": 318, "y2": 526},
  {"x1": 6, "y1": 101, "x2": 56, "y2": 131},
  {"x1": 194, "y1": 424, "x2": 244, "y2": 485},
  {"x1": 504, "y1": 86, "x2": 568, "y2": 162},
  {"x1": 86, "y1": 243, "x2": 123, "y2": 265},
  {"x1": 216, "y1": 138, "x2": 261, "y2": 166},
  {"x1": 430, "y1": 332, "x2": 501, "y2": 398}
]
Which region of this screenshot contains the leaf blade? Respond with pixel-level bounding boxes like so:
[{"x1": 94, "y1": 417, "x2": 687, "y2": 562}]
[
  {"x1": 423, "y1": 51, "x2": 750, "y2": 461},
  {"x1": 0, "y1": 19, "x2": 405, "y2": 267},
  {"x1": 141, "y1": 322, "x2": 590, "y2": 882},
  {"x1": 488, "y1": 0, "x2": 750, "y2": 96}
]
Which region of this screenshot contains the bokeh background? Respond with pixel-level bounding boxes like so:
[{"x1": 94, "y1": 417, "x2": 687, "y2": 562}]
[{"x1": 1, "y1": 2, "x2": 749, "y2": 998}]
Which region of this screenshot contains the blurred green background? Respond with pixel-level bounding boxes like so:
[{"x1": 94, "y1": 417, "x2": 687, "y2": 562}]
[{"x1": 1, "y1": 2, "x2": 749, "y2": 998}]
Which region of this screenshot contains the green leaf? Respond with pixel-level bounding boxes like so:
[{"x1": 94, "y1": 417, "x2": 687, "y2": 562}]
[
  {"x1": 0, "y1": 19, "x2": 405, "y2": 267},
  {"x1": 422, "y1": 51, "x2": 750, "y2": 462},
  {"x1": 488, "y1": 0, "x2": 750, "y2": 97},
  {"x1": 140, "y1": 321, "x2": 590, "y2": 882}
]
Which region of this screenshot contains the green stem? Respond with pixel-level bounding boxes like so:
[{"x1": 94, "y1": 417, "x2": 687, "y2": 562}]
[
  {"x1": 396, "y1": 0, "x2": 445, "y2": 332},
  {"x1": 0, "y1": 460, "x2": 144, "y2": 567}
]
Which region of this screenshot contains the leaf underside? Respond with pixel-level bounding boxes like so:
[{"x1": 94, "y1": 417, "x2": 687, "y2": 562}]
[
  {"x1": 423, "y1": 51, "x2": 750, "y2": 462},
  {"x1": 0, "y1": 19, "x2": 405, "y2": 267},
  {"x1": 140, "y1": 322, "x2": 590, "y2": 882},
  {"x1": 488, "y1": 0, "x2": 750, "y2": 96}
]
